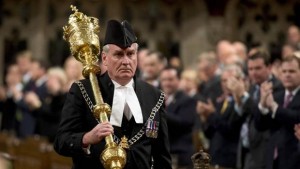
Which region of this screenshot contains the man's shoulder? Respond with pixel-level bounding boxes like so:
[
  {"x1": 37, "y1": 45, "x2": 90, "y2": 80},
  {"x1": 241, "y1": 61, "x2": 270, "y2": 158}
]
[
  {"x1": 175, "y1": 91, "x2": 196, "y2": 105},
  {"x1": 68, "y1": 78, "x2": 93, "y2": 95},
  {"x1": 72, "y1": 78, "x2": 91, "y2": 87},
  {"x1": 136, "y1": 78, "x2": 162, "y2": 96}
]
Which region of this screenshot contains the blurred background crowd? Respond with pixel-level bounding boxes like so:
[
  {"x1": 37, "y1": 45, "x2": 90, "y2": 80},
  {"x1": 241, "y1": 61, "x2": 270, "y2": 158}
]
[{"x1": 1, "y1": 0, "x2": 300, "y2": 169}]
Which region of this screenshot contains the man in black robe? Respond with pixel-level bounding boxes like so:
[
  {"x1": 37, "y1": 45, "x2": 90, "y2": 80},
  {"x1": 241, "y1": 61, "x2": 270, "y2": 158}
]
[{"x1": 54, "y1": 20, "x2": 172, "y2": 169}]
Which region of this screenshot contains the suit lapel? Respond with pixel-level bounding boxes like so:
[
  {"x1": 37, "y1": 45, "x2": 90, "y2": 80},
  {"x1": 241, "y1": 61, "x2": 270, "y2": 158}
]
[
  {"x1": 135, "y1": 79, "x2": 149, "y2": 123},
  {"x1": 275, "y1": 91, "x2": 285, "y2": 108},
  {"x1": 166, "y1": 92, "x2": 180, "y2": 114},
  {"x1": 287, "y1": 89, "x2": 300, "y2": 108},
  {"x1": 98, "y1": 72, "x2": 114, "y2": 106}
]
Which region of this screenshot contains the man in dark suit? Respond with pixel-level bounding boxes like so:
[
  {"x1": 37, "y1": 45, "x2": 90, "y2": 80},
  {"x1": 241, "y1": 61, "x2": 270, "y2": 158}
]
[
  {"x1": 25, "y1": 68, "x2": 67, "y2": 142},
  {"x1": 142, "y1": 51, "x2": 166, "y2": 89},
  {"x1": 197, "y1": 52, "x2": 222, "y2": 105},
  {"x1": 54, "y1": 20, "x2": 172, "y2": 169},
  {"x1": 255, "y1": 55, "x2": 300, "y2": 169},
  {"x1": 235, "y1": 50, "x2": 283, "y2": 169},
  {"x1": 160, "y1": 66, "x2": 197, "y2": 168},
  {"x1": 15, "y1": 59, "x2": 48, "y2": 137},
  {"x1": 0, "y1": 64, "x2": 22, "y2": 132},
  {"x1": 197, "y1": 65, "x2": 246, "y2": 168}
]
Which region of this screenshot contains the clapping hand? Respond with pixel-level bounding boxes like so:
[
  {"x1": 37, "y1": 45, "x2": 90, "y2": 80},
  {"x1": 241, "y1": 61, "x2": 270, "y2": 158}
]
[
  {"x1": 259, "y1": 81, "x2": 273, "y2": 108},
  {"x1": 226, "y1": 76, "x2": 246, "y2": 105},
  {"x1": 24, "y1": 92, "x2": 42, "y2": 109},
  {"x1": 196, "y1": 99, "x2": 216, "y2": 122},
  {"x1": 294, "y1": 124, "x2": 300, "y2": 141}
]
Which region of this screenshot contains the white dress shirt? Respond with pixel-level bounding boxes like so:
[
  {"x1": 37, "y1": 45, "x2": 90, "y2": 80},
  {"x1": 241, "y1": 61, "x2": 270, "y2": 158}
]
[{"x1": 110, "y1": 79, "x2": 143, "y2": 127}]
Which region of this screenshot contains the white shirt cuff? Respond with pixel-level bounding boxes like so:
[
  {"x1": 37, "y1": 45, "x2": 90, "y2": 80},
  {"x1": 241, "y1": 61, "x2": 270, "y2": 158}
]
[
  {"x1": 271, "y1": 103, "x2": 279, "y2": 119},
  {"x1": 258, "y1": 103, "x2": 270, "y2": 115},
  {"x1": 82, "y1": 144, "x2": 91, "y2": 155},
  {"x1": 234, "y1": 104, "x2": 243, "y2": 116},
  {"x1": 234, "y1": 92, "x2": 250, "y2": 116}
]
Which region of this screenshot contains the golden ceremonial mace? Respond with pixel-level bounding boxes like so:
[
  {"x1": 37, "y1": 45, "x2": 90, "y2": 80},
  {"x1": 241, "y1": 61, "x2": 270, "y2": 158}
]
[{"x1": 63, "y1": 5, "x2": 127, "y2": 169}]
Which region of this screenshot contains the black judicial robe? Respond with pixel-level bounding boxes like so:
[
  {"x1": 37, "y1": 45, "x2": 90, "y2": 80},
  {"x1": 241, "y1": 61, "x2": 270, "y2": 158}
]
[{"x1": 54, "y1": 72, "x2": 172, "y2": 169}]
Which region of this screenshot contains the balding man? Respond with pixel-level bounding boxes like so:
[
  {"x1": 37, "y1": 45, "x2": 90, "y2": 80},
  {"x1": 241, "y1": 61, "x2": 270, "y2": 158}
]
[
  {"x1": 287, "y1": 25, "x2": 300, "y2": 50},
  {"x1": 216, "y1": 40, "x2": 236, "y2": 65},
  {"x1": 233, "y1": 41, "x2": 247, "y2": 61}
]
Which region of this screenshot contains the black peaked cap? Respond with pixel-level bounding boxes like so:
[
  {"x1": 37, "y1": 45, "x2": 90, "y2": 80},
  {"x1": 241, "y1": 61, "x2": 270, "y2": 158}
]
[{"x1": 103, "y1": 20, "x2": 137, "y2": 48}]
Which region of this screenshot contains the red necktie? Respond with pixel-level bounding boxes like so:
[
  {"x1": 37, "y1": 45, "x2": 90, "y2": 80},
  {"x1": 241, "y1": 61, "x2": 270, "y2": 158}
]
[
  {"x1": 274, "y1": 92, "x2": 294, "y2": 160},
  {"x1": 283, "y1": 93, "x2": 293, "y2": 108}
]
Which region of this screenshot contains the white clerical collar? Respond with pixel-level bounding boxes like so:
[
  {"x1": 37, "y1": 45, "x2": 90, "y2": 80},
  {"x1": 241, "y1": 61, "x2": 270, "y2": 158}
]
[
  {"x1": 110, "y1": 78, "x2": 143, "y2": 127},
  {"x1": 111, "y1": 79, "x2": 134, "y2": 89}
]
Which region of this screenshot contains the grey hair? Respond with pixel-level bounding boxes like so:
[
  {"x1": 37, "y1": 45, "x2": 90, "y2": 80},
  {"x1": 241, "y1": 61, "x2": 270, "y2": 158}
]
[
  {"x1": 222, "y1": 64, "x2": 245, "y2": 79},
  {"x1": 102, "y1": 43, "x2": 139, "y2": 53},
  {"x1": 198, "y1": 51, "x2": 218, "y2": 65},
  {"x1": 102, "y1": 45, "x2": 110, "y2": 53}
]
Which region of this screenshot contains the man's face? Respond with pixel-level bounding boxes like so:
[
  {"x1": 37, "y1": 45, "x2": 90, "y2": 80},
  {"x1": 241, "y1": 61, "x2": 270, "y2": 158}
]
[
  {"x1": 64, "y1": 58, "x2": 83, "y2": 80},
  {"x1": 216, "y1": 41, "x2": 236, "y2": 64},
  {"x1": 29, "y1": 62, "x2": 44, "y2": 80},
  {"x1": 160, "y1": 69, "x2": 179, "y2": 95},
  {"x1": 46, "y1": 74, "x2": 62, "y2": 95},
  {"x1": 281, "y1": 60, "x2": 300, "y2": 91},
  {"x1": 288, "y1": 26, "x2": 300, "y2": 45},
  {"x1": 102, "y1": 44, "x2": 137, "y2": 85},
  {"x1": 179, "y1": 76, "x2": 196, "y2": 93},
  {"x1": 137, "y1": 49, "x2": 148, "y2": 71},
  {"x1": 198, "y1": 60, "x2": 216, "y2": 82},
  {"x1": 247, "y1": 58, "x2": 270, "y2": 85},
  {"x1": 143, "y1": 54, "x2": 161, "y2": 80},
  {"x1": 17, "y1": 57, "x2": 31, "y2": 74},
  {"x1": 6, "y1": 65, "x2": 21, "y2": 86}
]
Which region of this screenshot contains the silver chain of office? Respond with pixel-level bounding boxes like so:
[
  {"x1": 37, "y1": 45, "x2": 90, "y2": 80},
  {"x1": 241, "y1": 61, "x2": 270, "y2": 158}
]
[{"x1": 75, "y1": 81, "x2": 164, "y2": 146}]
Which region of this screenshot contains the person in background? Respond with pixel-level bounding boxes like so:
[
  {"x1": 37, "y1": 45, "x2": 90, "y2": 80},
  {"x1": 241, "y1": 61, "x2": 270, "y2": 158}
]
[
  {"x1": 224, "y1": 54, "x2": 245, "y2": 70},
  {"x1": 179, "y1": 69, "x2": 200, "y2": 98},
  {"x1": 0, "y1": 64, "x2": 22, "y2": 132},
  {"x1": 216, "y1": 40, "x2": 236, "y2": 67},
  {"x1": 169, "y1": 56, "x2": 183, "y2": 74},
  {"x1": 234, "y1": 50, "x2": 283, "y2": 169},
  {"x1": 63, "y1": 56, "x2": 83, "y2": 92},
  {"x1": 271, "y1": 59, "x2": 282, "y2": 80},
  {"x1": 26, "y1": 67, "x2": 67, "y2": 142},
  {"x1": 179, "y1": 68, "x2": 207, "y2": 152},
  {"x1": 12, "y1": 59, "x2": 48, "y2": 138},
  {"x1": 233, "y1": 41, "x2": 247, "y2": 62},
  {"x1": 160, "y1": 66, "x2": 196, "y2": 169},
  {"x1": 197, "y1": 64, "x2": 246, "y2": 169},
  {"x1": 281, "y1": 44, "x2": 296, "y2": 59},
  {"x1": 142, "y1": 51, "x2": 166, "y2": 88},
  {"x1": 286, "y1": 25, "x2": 300, "y2": 50},
  {"x1": 294, "y1": 123, "x2": 300, "y2": 141},
  {"x1": 197, "y1": 51, "x2": 222, "y2": 104},
  {"x1": 16, "y1": 50, "x2": 33, "y2": 86},
  {"x1": 24, "y1": 59, "x2": 48, "y2": 98},
  {"x1": 136, "y1": 48, "x2": 149, "y2": 78},
  {"x1": 255, "y1": 55, "x2": 300, "y2": 169}
]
